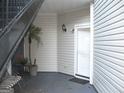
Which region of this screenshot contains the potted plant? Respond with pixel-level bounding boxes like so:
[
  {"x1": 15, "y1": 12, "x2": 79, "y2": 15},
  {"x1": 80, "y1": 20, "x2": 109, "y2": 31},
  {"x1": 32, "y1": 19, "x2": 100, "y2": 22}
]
[
  {"x1": 29, "y1": 59, "x2": 38, "y2": 76},
  {"x1": 27, "y1": 24, "x2": 41, "y2": 76}
]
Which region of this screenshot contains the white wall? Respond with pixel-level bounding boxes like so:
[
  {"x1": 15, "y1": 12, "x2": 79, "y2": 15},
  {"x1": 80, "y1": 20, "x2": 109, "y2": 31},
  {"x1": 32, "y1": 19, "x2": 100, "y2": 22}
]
[
  {"x1": 94, "y1": 0, "x2": 124, "y2": 93},
  {"x1": 58, "y1": 8, "x2": 90, "y2": 75},
  {"x1": 25, "y1": 13, "x2": 58, "y2": 72},
  {"x1": 24, "y1": 8, "x2": 90, "y2": 74}
]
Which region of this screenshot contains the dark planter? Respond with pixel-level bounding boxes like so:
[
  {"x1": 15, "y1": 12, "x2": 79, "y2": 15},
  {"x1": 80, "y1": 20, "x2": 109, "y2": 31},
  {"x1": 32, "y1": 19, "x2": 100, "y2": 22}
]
[{"x1": 12, "y1": 64, "x2": 24, "y2": 75}]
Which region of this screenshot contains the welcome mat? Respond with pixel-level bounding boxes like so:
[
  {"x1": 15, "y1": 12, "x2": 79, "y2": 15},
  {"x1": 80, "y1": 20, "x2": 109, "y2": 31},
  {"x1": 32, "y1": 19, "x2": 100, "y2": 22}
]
[{"x1": 69, "y1": 78, "x2": 89, "y2": 85}]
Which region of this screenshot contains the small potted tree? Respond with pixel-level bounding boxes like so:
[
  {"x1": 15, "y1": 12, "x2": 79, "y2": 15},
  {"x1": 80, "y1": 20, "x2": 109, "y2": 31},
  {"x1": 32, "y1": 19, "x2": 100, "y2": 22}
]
[{"x1": 27, "y1": 24, "x2": 41, "y2": 76}]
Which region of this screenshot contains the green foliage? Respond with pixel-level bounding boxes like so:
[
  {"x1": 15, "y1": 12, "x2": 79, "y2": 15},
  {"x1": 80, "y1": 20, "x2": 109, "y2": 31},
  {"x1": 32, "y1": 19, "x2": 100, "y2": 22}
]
[
  {"x1": 27, "y1": 24, "x2": 42, "y2": 65},
  {"x1": 16, "y1": 58, "x2": 28, "y2": 66},
  {"x1": 28, "y1": 24, "x2": 41, "y2": 44}
]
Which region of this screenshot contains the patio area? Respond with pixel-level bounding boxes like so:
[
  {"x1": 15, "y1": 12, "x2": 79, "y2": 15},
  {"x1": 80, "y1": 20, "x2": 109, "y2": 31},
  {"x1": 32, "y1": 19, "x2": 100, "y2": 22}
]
[{"x1": 14, "y1": 73, "x2": 97, "y2": 93}]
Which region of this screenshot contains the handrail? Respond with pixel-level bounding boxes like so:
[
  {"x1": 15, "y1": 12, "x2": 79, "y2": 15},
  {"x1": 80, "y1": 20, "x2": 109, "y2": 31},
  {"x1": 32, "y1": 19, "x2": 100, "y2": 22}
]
[
  {"x1": 0, "y1": 0, "x2": 33, "y2": 38},
  {"x1": 0, "y1": 0, "x2": 44, "y2": 81}
]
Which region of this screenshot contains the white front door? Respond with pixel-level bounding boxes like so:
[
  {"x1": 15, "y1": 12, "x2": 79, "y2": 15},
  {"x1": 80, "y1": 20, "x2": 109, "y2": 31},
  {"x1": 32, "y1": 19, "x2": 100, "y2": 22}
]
[{"x1": 75, "y1": 26, "x2": 90, "y2": 79}]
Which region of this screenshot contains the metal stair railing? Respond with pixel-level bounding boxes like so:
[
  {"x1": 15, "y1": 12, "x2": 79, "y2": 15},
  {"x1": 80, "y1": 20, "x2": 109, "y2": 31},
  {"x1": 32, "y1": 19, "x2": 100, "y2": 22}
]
[{"x1": 0, "y1": 0, "x2": 44, "y2": 81}]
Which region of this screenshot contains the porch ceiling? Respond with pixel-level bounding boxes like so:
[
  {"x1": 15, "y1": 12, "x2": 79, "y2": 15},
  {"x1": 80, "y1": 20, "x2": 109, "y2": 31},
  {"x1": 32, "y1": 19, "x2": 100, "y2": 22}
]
[{"x1": 39, "y1": 0, "x2": 90, "y2": 14}]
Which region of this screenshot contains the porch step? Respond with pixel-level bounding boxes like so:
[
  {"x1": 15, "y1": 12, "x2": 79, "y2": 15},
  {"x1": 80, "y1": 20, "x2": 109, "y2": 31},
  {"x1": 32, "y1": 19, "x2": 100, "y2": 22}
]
[
  {"x1": 0, "y1": 88, "x2": 14, "y2": 93},
  {"x1": 0, "y1": 76, "x2": 21, "y2": 89}
]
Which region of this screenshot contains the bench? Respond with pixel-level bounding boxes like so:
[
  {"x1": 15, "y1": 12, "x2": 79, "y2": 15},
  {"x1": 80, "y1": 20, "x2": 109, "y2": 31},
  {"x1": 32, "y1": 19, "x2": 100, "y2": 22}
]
[{"x1": 0, "y1": 76, "x2": 21, "y2": 93}]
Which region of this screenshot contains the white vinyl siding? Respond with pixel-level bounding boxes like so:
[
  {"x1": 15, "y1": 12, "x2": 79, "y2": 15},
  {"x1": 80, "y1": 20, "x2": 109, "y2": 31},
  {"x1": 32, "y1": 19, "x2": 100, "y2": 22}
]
[
  {"x1": 94, "y1": 0, "x2": 124, "y2": 93},
  {"x1": 58, "y1": 9, "x2": 90, "y2": 75},
  {"x1": 29, "y1": 13, "x2": 58, "y2": 72}
]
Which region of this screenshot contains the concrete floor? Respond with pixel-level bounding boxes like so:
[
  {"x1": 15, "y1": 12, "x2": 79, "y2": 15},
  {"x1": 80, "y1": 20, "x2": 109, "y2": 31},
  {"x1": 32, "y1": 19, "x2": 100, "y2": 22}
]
[{"x1": 15, "y1": 73, "x2": 97, "y2": 93}]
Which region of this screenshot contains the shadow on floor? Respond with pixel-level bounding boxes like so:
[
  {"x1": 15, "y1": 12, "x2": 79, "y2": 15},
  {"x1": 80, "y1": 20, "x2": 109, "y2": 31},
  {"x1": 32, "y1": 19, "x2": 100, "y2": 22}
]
[{"x1": 14, "y1": 72, "x2": 97, "y2": 93}]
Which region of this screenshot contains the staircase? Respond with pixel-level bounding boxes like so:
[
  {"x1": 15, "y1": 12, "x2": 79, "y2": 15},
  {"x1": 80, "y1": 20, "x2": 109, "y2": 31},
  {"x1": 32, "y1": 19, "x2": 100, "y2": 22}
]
[{"x1": 0, "y1": 0, "x2": 44, "y2": 80}]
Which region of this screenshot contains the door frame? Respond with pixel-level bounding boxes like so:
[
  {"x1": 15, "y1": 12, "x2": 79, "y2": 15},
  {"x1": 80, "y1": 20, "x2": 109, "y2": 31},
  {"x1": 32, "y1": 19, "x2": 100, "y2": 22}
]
[
  {"x1": 74, "y1": 22, "x2": 93, "y2": 84},
  {"x1": 74, "y1": 2, "x2": 94, "y2": 84},
  {"x1": 74, "y1": 23, "x2": 90, "y2": 80},
  {"x1": 90, "y1": 2, "x2": 94, "y2": 85}
]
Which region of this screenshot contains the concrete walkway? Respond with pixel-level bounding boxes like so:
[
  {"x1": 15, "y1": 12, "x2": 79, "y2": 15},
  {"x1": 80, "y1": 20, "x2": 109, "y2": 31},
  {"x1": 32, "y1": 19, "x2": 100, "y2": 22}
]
[{"x1": 15, "y1": 73, "x2": 97, "y2": 93}]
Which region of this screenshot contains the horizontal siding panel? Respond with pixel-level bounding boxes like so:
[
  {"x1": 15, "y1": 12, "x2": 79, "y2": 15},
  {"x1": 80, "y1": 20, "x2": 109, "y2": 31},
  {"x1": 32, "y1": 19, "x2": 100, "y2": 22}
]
[
  {"x1": 95, "y1": 0, "x2": 123, "y2": 22},
  {"x1": 94, "y1": 0, "x2": 107, "y2": 14},
  {"x1": 57, "y1": 49, "x2": 74, "y2": 52},
  {"x1": 94, "y1": 55, "x2": 124, "y2": 74},
  {"x1": 94, "y1": 64, "x2": 124, "y2": 92},
  {"x1": 95, "y1": 6, "x2": 124, "y2": 27},
  {"x1": 94, "y1": 46, "x2": 124, "y2": 54},
  {"x1": 95, "y1": 13, "x2": 124, "y2": 30},
  {"x1": 95, "y1": 59, "x2": 124, "y2": 82},
  {"x1": 95, "y1": 27, "x2": 124, "y2": 36},
  {"x1": 58, "y1": 60, "x2": 74, "y2": 63},
  {"x1": 94, "y1": 52, "x2": 124, "y2": 67},
  {"x1": 95, "y1": 49, "x2": 124, "y2": 60},
  {"x1": 95, "y1": 19, "x2": 124, "y2": 33},
  {"x1": 94, "y1": 71, "x2": 120, "y2": 93},
  {"x1": 94, "y1": 72, "x2": 116, "y2": 93},
  {"x1": 94, "y1": 0, "x2": 124, "y2": 93},
  {"x1": 59, "y1": 59, "x2": 74, "y2": 62},
  {"x1": 58, "y1": 9, "x2": 90, "y2": 75},
  {"x1": 58, "y1": 52, "x2": 74, "y2": 55},
  {"x1": 94, "y1": 26, "x2": 124, "y2": 35},
  {"x1": 94, "y1": 72, "x2": 119, "y2": 93},
  {"x1": 95, "y1": 33, "x2": 124, "y2": 41},
  {"x1": 58, "y1": 62, "x2": 74, "y2": 66},
  {"x1": 95, "y1": 40, "x2": 124, "y2": 46},
  {"x1": 33, "y1": 14, "x2": 57, "y2": 72},
  {"x1": 94, "y1": 0, "x2": 114, "y2": 19}
]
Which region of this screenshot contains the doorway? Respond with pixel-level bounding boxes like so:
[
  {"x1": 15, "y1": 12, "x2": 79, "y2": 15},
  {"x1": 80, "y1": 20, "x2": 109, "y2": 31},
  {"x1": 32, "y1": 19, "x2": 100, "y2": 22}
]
[{"x1": 74, "y1": 24, "x2": 90, "y2": 80}]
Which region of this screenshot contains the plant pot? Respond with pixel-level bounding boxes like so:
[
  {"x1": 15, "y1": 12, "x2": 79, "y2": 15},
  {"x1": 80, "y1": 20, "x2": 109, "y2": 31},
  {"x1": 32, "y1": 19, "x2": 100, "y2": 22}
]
[
  {"x1": 30, "y1": 65, "x2": 38, "y2": 76},
  {"x1": 12, "y1": 64, "x2": 24, "y2": 75}
]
